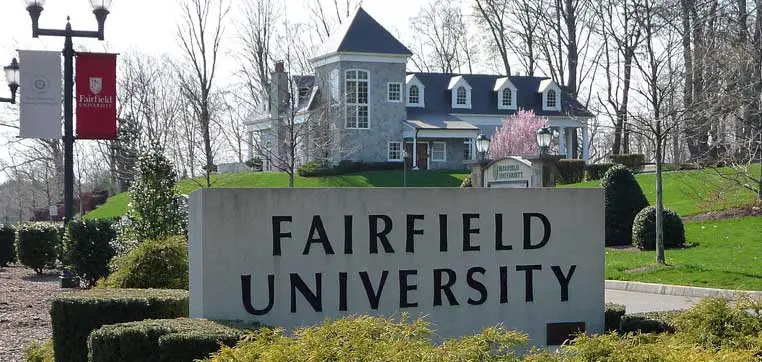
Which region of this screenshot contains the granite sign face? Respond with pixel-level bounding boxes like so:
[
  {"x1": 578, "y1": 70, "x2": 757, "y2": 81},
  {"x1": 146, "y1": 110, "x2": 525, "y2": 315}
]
[
  {"x1": 483, "y1": 157, "x2": 538, "y2": 188},
  {"x1": 189, "y1": 188, "x2": 604, "y2": 345}
]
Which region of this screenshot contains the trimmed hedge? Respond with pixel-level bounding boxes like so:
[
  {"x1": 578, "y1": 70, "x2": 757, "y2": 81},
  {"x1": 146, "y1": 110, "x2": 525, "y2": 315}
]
[
  {"x1": 298, "y1": 160, "x2": 403, "y2": 177},
  {"x1": 0, "y1": 224, "x2": 15, "y2": 266},
  {"x1": 632, "y1": 206, "x2": 686, "y2": 250},
  {"x1": 610, "y1": 154, "x2": 646, "y2": 171},
  {"x1": 605, "y1": 303, "x2": 626, "y2": 332},
  {"x1": 556, "y1": 159, "x2": 586, "y2": 184},
  {"x1": 63, "y1": 219, "x2": 117, "y2": 286},
  {"x1": 51, "y1": 288, "x2": 188, "y2": 362},
  {"x1": 16, "y1": 223, "x2": 59, "y2": 274},
  {"x1": 585, "y1": 163, "x2": 615, "y2": 181},
  {"x1": 88, "y1": 318, "x2": 247, "y2": 362},
  {"x1": 619, "y1": 314, "x2": 675, "y2": 334},
  {"x1": 601, "y1": 165, "x2": 650, "y2": 246},
  {"x1": 102, "y1": 236, "x2": 188, "y2": 289}
]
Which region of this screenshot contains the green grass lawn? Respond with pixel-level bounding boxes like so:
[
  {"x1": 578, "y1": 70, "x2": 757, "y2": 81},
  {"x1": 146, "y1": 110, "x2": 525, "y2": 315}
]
[
  {"x1": 566, "y1": 166, "x2": 760, "y2": 216},
  {"x1": 605, "y1": 216, "x2": 762, "y2": 290},
  {"x1": 85, "y1": 169, "x2": 469, "y2": 219}
]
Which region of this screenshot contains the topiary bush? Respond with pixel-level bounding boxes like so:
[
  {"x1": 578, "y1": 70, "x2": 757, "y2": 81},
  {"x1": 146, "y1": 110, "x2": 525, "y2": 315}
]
[
  {"x1": 50, "y1": 288, "x2": 188, "y2": 362},
  {"x1": 88, "y1": 318, "x2": 249, "y2": 362},
  {"x1": 601, "y1": 165, "x2": 650, "y2": 246},
  {"x1": 556, "y1": 159, "x2": 586, "y2": 184},
  {"x1": 16, "y1": 223, "x2": 59, "y2": 274},
  {"x1": 585, "y1": 163, "x2": 615, "y2": 181},
  {"x1": 0, "y1": 224, "x2": 15, "y2": 266},
  {"x1": 102, "y1": 236, "x2": 188, "y2": 290},
  {"x1": 63, "y1": 219, "x2": 117, "y2": 287},
  {"x1": 632, "y1": 206, "x2": 686, "y2": 250}
]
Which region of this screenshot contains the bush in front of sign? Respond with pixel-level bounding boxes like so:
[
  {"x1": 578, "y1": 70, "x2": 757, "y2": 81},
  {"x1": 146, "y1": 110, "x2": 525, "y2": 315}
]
[
  {"x1": 63, "y1": 219, "x2": 117, "y2": 287},
  {"x1": 101, "y1": 236, "x2": 188, "y2": 290},
  {"x1": 0, "y1": 224, "x2": 16, "y2": 266},
  {"x1": 601, "y1": 165, "x2": 650, "y2": 246},
  {"x1": 50, "y1": 288, "x2": 188, "y2": 362},
  {"x1": 16, "y1": 222, "x2": 60, "y2": 275},
  {"x1": 673, "y1": 296, "x2": 762, "y2": 351},
  {"x1": 632, "y1": 206, "x2": 686, "y2": 251},
  {"x1": 556, "y1": 159, "x2": 585, "y2": 184},
  {"x1": 204, "y1": 315, "x2": 528, "y2": 361},
  {"x1": 88, "y1": 318, "x2": 248, "y2": 362},
  {"x1": 604, "y1": 303, "x2": 626, "y2": 332}
]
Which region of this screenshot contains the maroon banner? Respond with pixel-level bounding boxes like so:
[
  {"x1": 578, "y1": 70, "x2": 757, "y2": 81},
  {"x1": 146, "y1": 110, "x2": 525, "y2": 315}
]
[{"x1": 76, "y1": 53, "x2": 117, "y2": 139}]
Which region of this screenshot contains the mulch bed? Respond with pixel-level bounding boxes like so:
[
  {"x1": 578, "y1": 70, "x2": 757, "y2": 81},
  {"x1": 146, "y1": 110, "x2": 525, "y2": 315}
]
[
  {"x1": 684, "y1": 205, "x2": 762, "y2": 222},
  {"x1": 0, "y1": 265, "x2": 80, "y2": 362}
]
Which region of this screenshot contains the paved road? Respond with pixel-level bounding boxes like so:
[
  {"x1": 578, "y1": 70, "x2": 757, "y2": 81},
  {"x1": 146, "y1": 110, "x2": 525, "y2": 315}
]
[{"x1": 605, "y1": 289, "x2": 703, "y2": 314}]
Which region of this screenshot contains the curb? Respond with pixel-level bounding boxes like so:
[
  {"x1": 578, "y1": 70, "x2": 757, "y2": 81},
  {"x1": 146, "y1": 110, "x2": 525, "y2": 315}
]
[{"x1": 605, "y1": 280, "x2": 762, "y2": 299}]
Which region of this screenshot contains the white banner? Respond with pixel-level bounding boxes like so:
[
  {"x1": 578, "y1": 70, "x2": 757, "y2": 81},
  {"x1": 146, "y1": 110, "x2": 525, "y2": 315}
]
[{"x1": 19, "y1": 50, "x2": 62, "y2": 139}]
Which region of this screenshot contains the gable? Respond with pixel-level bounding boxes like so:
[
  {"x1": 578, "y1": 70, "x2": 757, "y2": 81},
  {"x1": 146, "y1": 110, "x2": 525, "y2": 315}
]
[{"x1": 315, "y1": 7, "x2": 412, "y2": 58}]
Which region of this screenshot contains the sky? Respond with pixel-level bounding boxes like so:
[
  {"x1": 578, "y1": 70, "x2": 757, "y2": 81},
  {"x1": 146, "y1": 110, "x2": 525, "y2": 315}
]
[{"x1": 0, "y1": 0, "x2": 428, "y2": 172}]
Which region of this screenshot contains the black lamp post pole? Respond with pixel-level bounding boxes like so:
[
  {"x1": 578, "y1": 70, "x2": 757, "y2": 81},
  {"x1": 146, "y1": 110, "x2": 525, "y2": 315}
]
[{"x1": 27, "y1": 5, "x2": 108, "y2": 225}]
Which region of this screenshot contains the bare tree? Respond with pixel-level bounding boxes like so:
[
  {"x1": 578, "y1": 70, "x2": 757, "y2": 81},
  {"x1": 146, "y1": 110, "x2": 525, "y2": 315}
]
[
  {"x1": 304, "y1": 0, "x2": 362, "y2": 41},
  {"x1": 410, "y1": 0, "x2": 466, "y2": 73},
  {"x1": 216, "y1": 90, "x2": 252, "y2": 164},
  {"x1": 177, "y1": 0, "x2": 230, "y2": 187},
  {"x1": 473, "y1": 0, "x2": 513, "y2": 75},
  {"x1": 236, "y1": 0, "x2": 279, "y2": 111}
]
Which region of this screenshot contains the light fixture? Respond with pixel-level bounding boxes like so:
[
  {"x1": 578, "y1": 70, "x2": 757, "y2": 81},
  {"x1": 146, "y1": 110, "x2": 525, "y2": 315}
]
[
  {"x1": 89, "y1": 0, "x2": 113, "y2": 11},
  {"x1": 536, "y1": 127, "x2": 552, "y2": 155},
  {"x1": 475, "y1": 133, "x2": 491, "y2": 156},
  {"x1": 1, "y1": 58, "x2": 20, "y2": 104},
  {"x1": 24, "y1": 0, "x2": 46, "y2": 7}
]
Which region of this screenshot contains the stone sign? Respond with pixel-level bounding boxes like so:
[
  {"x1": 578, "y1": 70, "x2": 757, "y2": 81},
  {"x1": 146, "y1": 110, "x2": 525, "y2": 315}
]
[
  {"x1": 483, "y1": 157, "x2": 538, "y2": 188},
  {"x1": 189, "y1": 188, "x2": 604, "y2": 345}
]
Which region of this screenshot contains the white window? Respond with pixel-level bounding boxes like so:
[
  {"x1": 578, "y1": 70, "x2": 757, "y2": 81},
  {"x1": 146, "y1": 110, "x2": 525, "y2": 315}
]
[
  {"x1": 463, "y1": 139, "x2": 473, "y2": 160},
  {"x1": 345, "y1": 69, "x2": 370, "y2": 129},
  {"x1": 388, "y1": 141, "x2": 402, "y2": 161},
  {"x1": 408, "y1": 85, "x2": 420, "y2": 104},
  {"x1": 432, "y1": 142, "x2": 446, "y2": 162},
  {"x1": 387, "y1": 83, "x2": 401, "y2": 102},
  {"x1": 546, "y1": 89, "x2": 557, "y2": 108},
  {"x1": 456, "y1": 87, "x2": 467, "y2": 105},
  {"x1": 502, "y1": 88, "x2": 512, "y2": 107}
]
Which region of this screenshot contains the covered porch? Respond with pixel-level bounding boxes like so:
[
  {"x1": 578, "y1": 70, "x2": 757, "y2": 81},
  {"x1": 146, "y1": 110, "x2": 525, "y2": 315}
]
[{"x1": 402, "y1": 120, "x2": 479, "y2": 170}]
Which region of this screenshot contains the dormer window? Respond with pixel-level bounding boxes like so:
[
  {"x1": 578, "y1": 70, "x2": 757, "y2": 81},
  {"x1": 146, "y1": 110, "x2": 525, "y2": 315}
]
[
  {"x1": 546, "y1": 89, "x2": 557, "y2": 108},
  {"x1": 456, "y1": 87, "x2": 467, "y2": 105},
  {"x1": 409, "y1": 85, "x2": 420, "y2": 104},
  {"x1": 501, "y1": 89, "x2": 512, "y2": 106}
]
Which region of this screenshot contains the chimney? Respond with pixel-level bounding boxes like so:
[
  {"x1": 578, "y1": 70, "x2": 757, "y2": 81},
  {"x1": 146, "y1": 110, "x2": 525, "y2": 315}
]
[{"x1": 275, "y1": 60, "x2": 285, "y2": 73}]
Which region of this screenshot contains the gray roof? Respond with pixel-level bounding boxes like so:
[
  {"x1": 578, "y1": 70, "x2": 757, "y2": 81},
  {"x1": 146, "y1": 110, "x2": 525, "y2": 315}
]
[
  {"x1": 315, "y1": 7, "x2": 412, "y2": 58},
  {"x1": 406, "y1": 73, "x2": 594, "y2": 119}
]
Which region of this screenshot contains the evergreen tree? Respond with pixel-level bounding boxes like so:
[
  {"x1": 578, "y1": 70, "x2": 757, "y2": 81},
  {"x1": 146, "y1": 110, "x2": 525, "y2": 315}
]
[{"x1": 601, "y1": 165, "x2": 649, "y2": 246}]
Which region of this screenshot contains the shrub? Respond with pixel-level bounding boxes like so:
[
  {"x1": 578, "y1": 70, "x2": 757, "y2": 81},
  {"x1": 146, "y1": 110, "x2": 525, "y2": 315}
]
[
  {"x1": 16, "y1": 223, "x2": 59, "y2": 274},
  {"x1": 88, "y1": 318, "x2": 248, "y2": 362},
  {"x1": 298, "y1": 160, "x2": 403, "y2": 177},
  {"x1": 126, "y1": 142, "x2": 187, "y2": 242},
  {"x1": 206, "y1": 315, "x2": 527, "y2": 361},
  {"x1": 610, "y1": 154, "x2": 646, "y2": 171},
  {"x1": 102, "y1": 236, "x2": 188, "y2": 290},
  {"x1": 632, "y1": 206, "x2": 686, "y2": 250},
  {"x1": 674, "y1": 297, "x2": 762, "y2": 350},
  {"x1": 460, "y1": 175, "x2": 472, "y2": 187},
  {"x1": 24, "y1": 339, "x2": 54, "y2": 362},
  {"x1": 50, "y1": 288, "x2": 188, "y2": 362},
  {"x1": 0, "y1": 224, "x2": 15, "y2": 266},
  {"x1": 601, "y1": 165, "x2": 650, "y2": 246},
  {"x1": 244, "y1": 157, "x2": 263, "y2": 171},
  {"x1": 605, "y1": 303, "x2": 626, "y2": 332},
  {"x1": 63, "y1": 219, "x2": 117, "y2": 286},
  {"x1": 556, "y1": 159, "x2": 585, "y2": 184},
  {"x1": 585, "y1": 163, "x2": 615, "y2": 181},
  {"x1": 619, "y1": 315, "x2": 675, "y2": 334}
]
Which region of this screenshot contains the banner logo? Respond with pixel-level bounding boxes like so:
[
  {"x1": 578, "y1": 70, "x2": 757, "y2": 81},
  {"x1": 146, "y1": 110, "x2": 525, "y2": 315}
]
[
  {"x1": 89, "y1": 77, "x2": 103, "y2": 95},
  {"x1": 33, "y1": 77, "x2": 50, "y2": 92}
]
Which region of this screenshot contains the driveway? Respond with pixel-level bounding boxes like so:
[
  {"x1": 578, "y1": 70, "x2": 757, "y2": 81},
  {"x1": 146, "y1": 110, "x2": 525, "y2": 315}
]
[{"x1": 605, "y1": 289, "x2": 703, "y2": 314}]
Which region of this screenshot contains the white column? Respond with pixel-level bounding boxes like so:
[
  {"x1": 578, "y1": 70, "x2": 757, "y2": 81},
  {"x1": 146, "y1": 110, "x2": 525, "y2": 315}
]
[
  {"x1": 412, "y1": 132, "x2": 419, "y2": 169},
  {"x1": 558, "y1": 127, "x2": 566, "y2": 157},
  {"x1": 582, "y1": 125, "x2": 590, "y2": 163}
]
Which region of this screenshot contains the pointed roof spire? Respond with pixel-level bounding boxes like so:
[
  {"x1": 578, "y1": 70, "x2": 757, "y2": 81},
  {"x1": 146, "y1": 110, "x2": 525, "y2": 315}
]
[{"x1": 315, "y1": 7, "x2": 412, "y2": 59}]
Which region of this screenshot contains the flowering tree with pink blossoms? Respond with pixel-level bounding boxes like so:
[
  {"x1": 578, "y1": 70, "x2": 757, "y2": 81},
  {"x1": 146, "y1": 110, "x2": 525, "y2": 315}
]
[{"x1": 487, "y1": 110, "x2": 549, "y2": 159}]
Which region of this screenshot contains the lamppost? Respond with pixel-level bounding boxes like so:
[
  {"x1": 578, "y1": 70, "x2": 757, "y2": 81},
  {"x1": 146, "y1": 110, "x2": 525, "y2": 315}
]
[
  {"x1": 475, "y1": 133, "x2": 491, "y2": 187},
  {"x1": 1, "y1": 58, "x2": 20, "y2": 104},
  {"x1": 25, "y1": 0, "x2": 113, "y2": 225},
  {"x1": 402, "y1": 149, "x2": 408, "y2": 187},
  {"x1": 536, "y1": 127, "x2": 552, "y2": 156}
]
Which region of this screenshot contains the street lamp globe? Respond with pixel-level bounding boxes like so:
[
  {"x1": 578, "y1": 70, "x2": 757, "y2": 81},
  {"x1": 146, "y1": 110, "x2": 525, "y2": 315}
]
[
  {"x1": 89, "y1": 0, "x2": 113, "y2": 11},
  {"x1": 4, "y1": 58, "x2": 20, "y2": 87},
  {"x1": 476, "y1": 133, "x2": 491, "y2": 155},
  {"x1": 24, "y1": 0, "x2": 46, "y2": 8},
  {"x1": 536, "y1": 127, "x2": 552, "y2": 155}
]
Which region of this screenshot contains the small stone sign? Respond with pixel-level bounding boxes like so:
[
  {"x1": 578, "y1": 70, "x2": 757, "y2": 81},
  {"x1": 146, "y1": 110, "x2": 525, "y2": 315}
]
[
  {"x1": 483, "y1": 157, "x2": 538, "y2": 188},
  {"x1": 189, "y1": 188, "x2": 604, "y2": 345}
]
